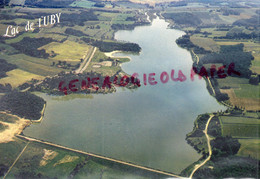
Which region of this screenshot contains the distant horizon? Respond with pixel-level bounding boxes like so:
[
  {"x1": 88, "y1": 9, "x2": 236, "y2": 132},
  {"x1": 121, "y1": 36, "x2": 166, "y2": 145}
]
[{"x1": 129, "y1": 0, "x2": 180, "y2": 5}]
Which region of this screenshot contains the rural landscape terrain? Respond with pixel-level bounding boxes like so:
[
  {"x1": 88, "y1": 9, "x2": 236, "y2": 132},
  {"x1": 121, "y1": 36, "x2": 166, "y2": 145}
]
[{"x1": 0, "y1": 0, "x2": 259, "y2": 178}]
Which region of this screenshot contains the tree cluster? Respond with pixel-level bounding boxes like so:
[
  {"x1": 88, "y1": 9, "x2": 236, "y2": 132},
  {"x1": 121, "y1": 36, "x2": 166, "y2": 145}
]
[
  {"x1": 81, "y1": 38, "x2": 141, "y2": 53},
  {"x1": 0, "y1": 83, "x2": 12, "y2": 93},
  {"x1": 162, "y1": 12, "x2": 202, "y2": 26},
  {"x1": 200, "y1": 44, "x2": 254, "y2": 78},
  {"x1": 0, "y1": 0, "x2": 10, "y2": 8},
  {"x1": 94, "y1": 2, "x2": 105, "y2": 8},
  {"x1": 11, "y1": 37, "x2": 53, "y2": 58},
  {"x1": 211, "y1": 136, "x2": 241, "y2": 158},
  {"x1": 92, "y1": 40, "x2": 141, "y2": 53},
  {"x1": 233, "y1": 16, "x2": 259, "y2": 28},
  {"x1": 0, "y1": 59, "x2": 17, "y2": 78},
  {"x1": 60, "y1": 11, "x2": 98, "y2": 27},
  {"x1": 111, "y1": 21, "x2": 149, "y2": 31},
  {"x1": 25, "y1": 0, "x2": 74, "y2": 8},
  {"x1": 0, "y1": 91, "x2": 45, "y2": 120},
  {"x1": 65, "y1": 28, "x2": 89, "y2": 37}
]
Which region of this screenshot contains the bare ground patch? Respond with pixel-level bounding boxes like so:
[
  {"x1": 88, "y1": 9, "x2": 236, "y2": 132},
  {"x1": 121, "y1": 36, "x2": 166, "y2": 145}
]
[
  {"x1": 53, "y1": 155, "x2": 79, "y2": 167},
  {"x1": 0, "y1": 112, "x2": 31, "y2": 143},
  {"x1": 40, "y1": 149, "x2": 58, "y2": 166}
]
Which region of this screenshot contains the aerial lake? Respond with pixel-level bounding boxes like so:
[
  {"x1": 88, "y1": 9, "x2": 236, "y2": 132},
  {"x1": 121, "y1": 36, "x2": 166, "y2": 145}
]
[{"x1": 24, "y1": 17, "x2": 226, "y2": 173}]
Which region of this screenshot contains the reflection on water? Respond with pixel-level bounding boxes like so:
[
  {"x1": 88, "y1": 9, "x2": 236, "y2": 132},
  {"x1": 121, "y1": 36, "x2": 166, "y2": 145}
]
[
  {"x1": 50, "y1": 93, "x2": 94, "y2": 101},
  {"x1": 25, "y1": 17, "x2": 226, "y2": 173}
]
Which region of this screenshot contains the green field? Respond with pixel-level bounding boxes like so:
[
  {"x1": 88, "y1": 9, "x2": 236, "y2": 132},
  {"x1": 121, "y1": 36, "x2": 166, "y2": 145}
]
[
  {"x1": 5, "y1": 32, "x2": 38, "y2": 44},
  {"x1": 70, "y1": 0, "x2": 95, "y2": 8},
  {"x1": 0, "y1": 69, "x2": 44, "y2": 87},
  {"x1": 222, "y1": 124, "x2": 259, "y2": 138},
  {"x1": 221, "y1": 116, "x2": 260, "y2": 124},
  {"x1": 111, "y1": 14, "x2": 135, "y2": 25},
  {"x1": 217, "y1": 77, "x2": 249, "y2": 89},
  {"x1": 238, "y1": 139, "x2": 260, "y2": 160},
  {"x1": 201, "y1": 28, "x2": 229, "y2": 38},
  {"x1": 40, "y1": 40, "x2": 91, "y2": 62},
  {"x1": 8, "y1": 142, "x2": 82, "y2": 178},
  {"x1": 1, "y1": 53, "x2": 65, "y2": 77},
  {"x1": 234, "y1": 84, "x2": 260, "y2": 99},
  {"x1": 4, "y1": 139, "x2": 156, "y2": 178},
  {"x1": 190, "y1": 35, "x2": 220, "y2": 52},
  {"x1": 220, "y1": 115, "x2": 260, "y2": 138},
  {"x1": 0, "y1": 138, "x2": 27, "y2": 169},
  {"x1": 219, "y1": 115, "x2": 260, "y2": 160}
]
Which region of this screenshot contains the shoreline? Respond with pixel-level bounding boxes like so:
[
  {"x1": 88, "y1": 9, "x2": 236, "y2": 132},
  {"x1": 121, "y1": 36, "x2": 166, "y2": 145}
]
[
  {"x1": 0, "y1": 112, "x2": 31, "y2": 143},
  {"x1": 0, "y1": 103, "x2": 46, "y2": 143},
  {"x1": 31, "y1": 103, "x2": 46, "y2": 123},
  {"x1": 104, "y1": 50, "x2": 133, "y2": 60}
]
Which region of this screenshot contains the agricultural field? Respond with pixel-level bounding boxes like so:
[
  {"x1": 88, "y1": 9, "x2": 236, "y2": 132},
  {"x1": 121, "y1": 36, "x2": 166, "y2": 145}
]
[
  {"x1": 234, "y1": 84, "x2": 260, "y2": 99},
  {"x1": 221, "y1": 124, "x2": 259, "y2": 138},
  {"x1": 0, "y1": 7, "x2": 144, "y2": 89},
  {"x1": 1, "y1": 138, "x2": 155, "y2": 178},
  {"x1": 190, "y1": 35, "x2": 220, "y2": 52},
  {"x1": 201, "y1": 28, "x2": 228, "y2": 38},
  {"x1": 70, "y1": 0, "x2": 95, "y2": 8},
  {"x1": 220, "y1": 115, "x2": 260, "y2": 138},
  {"x1": 219, "y1": 114, "x2": 260, "y2": 160},
  {"x1": 5, "y1": 32, "x2": 38, "y2": 44},
  {"x1": 0, "y1": 138, "x2": 27, "y2": 170},
  {"x1": 0, "y1": 69, "x2": 44, "y2": 87},
  {"x1": 237, "y1": 139, "x2": 260, "y2": 160},
  {"x1": 39, "y1": 40, "x2": 91, "y2": 62},
  {"x1": 220, "y1": 88, "x2": 260, "y2": 111},
  {"x1": 217, "y1": 77, "x2": 249, "y2": 89},
  {"x1": 1, "y1": 53, "x2": 64, "y2": 76}
]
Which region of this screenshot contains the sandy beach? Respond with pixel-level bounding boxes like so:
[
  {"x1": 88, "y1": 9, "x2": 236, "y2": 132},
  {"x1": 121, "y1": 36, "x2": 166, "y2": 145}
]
[{"x1": 104, "y1": 50, "x2": 132, "y2": 60}]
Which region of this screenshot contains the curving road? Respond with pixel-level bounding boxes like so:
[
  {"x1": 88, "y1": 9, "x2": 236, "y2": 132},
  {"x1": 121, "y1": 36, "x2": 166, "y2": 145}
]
[{"x1": 189, "y1": 114, "x2": 214, "y2": 179}]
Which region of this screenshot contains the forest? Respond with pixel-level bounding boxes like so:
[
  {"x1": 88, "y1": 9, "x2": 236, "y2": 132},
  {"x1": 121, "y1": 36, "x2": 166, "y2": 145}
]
[
  {"x1": 233, "y1": 16, "x2": 259, "y2": 28},
  {"x1": 10, "y1": 37, "x2": 53, "y2": 58},
  {"x1": 162, "y1": 12, "x2": 202, "y2": 26},
  {"x1": 25, "y1": 0, "x2": 74, "y2": 8},
  {"x1": 81, "y1": 38, "x2": 141, "y2": 53},
  {"x1": 92, "y1": 40, "x2": 141, "y2": 53},
  {"x1": 60, "y1": 11, "x2": 98, "y2": 27},
  {"x1": 65, "y1": 28, "x2": 89, "y2": 37},
  {"x1": 0, "y1": 91, "x2": 45, "y2": 120},
  {"x1": 199, "y1": 44, "x2": 254, "y2": 78}
]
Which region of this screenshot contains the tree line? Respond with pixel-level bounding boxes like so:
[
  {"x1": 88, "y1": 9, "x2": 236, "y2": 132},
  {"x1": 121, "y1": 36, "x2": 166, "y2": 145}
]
[
  {"x1": 11, "y1": 37, "x2": 53, "y2": 58},
  {"x1": 81, "y1": 37, "x2": 141, "y2": 53}
]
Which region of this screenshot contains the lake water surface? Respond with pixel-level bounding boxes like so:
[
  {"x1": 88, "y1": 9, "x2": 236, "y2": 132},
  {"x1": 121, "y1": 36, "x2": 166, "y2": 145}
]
[{"x1": 24, "y1": 17, "x2": 226, "y2": 173}]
